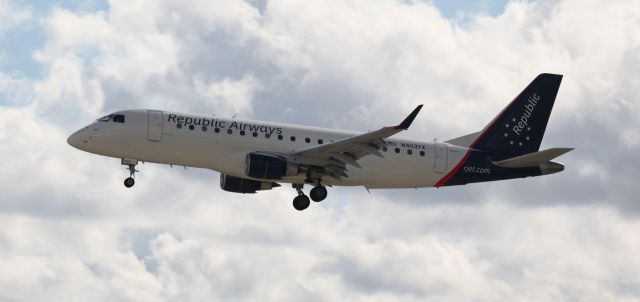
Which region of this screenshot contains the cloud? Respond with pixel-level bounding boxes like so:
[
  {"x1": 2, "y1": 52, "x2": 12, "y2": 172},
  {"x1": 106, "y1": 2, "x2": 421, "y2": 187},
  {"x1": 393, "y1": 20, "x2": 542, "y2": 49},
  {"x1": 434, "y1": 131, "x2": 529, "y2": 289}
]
[
  {"x1": 1, "y1": 0, "x2": 640, "y2": 301},
  {"x1": 0, "y1": 0, "x2": 31, "y2": 35},
  {"x1": 0, "y1": 0, "x2": 32, "y2": 75}
]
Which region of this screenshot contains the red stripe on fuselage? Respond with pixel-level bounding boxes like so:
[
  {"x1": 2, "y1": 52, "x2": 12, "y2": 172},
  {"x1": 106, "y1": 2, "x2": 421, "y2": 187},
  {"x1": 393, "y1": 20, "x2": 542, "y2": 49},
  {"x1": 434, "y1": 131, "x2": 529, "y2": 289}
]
[
  {"x1": 434, "y1": 92, "x2": 525, "y2": 187},
  {"x1": 434, "y1": 148, "x2": 472, "y2": 187}
]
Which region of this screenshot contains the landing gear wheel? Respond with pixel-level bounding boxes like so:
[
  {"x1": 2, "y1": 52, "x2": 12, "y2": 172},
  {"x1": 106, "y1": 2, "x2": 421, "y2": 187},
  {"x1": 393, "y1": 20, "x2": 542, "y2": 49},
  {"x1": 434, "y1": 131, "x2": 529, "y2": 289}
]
[
  {"x1": 123, "y1": 162, "x2": 138, "y2": 188},
  {"x1": 124, "y1": 177, "x2": 135, "y2": 188},
  {"x1": 293, "y1": 195, "x2": 310, "y2": 211},
  {"x1": 310, "y1": 186, "x2": 327, "y2": 202}
]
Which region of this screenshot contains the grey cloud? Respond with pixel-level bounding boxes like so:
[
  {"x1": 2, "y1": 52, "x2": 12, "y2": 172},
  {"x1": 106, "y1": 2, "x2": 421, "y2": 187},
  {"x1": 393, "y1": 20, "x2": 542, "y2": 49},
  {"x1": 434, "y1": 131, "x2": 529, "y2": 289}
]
[{"x1": 1, "y1": 0, "x2": 640, "y2": 301}]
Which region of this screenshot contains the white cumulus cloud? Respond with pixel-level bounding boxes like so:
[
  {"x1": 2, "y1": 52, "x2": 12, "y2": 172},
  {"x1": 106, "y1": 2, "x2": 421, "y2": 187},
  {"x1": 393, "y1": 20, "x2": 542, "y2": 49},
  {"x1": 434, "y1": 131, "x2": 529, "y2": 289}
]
[
  {"x1": 0, "y1": 0, "x2": 31, "y2": 35},
  {"x1": 1, "y1": 0, "x2": 640, "y2": 301}
]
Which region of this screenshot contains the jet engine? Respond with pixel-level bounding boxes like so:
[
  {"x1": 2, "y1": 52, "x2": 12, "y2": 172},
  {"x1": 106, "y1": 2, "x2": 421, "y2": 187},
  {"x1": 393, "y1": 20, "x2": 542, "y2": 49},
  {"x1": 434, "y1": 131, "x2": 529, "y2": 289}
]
[
  {"x1": 220, "y1": 173, "x2": 280, "y2": 194},
  {"x1": 245, "y1": 152, "x2": 299, "y2": 180}
]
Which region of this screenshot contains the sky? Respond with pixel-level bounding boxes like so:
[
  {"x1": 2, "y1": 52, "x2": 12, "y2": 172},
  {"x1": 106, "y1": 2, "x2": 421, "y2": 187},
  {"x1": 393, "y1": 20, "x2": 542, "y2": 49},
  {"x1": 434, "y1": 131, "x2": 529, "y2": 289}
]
[{"x1": 1, "y1": 0, "x2": 639, "y2": 301}]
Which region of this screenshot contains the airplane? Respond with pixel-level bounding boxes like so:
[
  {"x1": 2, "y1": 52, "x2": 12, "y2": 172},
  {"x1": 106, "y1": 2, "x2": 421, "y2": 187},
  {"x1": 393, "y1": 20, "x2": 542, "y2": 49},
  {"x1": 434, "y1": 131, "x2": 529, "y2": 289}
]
[{"x1": 68, "y1": 73, "x2": 572, "y2": 211}]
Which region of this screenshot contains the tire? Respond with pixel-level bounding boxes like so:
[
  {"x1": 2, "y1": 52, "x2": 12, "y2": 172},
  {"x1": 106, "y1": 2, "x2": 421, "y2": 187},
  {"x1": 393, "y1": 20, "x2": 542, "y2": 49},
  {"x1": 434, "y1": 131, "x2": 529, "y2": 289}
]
[
  {"x1": 310, "y1": 186, "x2": 327, "y2": 202},
  {"x1": 293, "y1": 195, "x2": 310, "y2": 211},
  {"x1": 124, "y1": 177, "x2": 135, "y2": 188}
]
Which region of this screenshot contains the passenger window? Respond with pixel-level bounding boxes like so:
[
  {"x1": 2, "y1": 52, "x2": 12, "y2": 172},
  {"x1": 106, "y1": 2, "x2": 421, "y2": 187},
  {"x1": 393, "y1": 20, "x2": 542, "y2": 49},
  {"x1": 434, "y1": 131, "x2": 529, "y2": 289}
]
[
  {"x1": 278, "y1": 135, "x2": 283, "y2": 140},
  {"x1": 202, "y1": 126, "x2": 207, "y2": 132},
  {"x1": 395, "y1": 148, "x2": 400, "y2": 154},
  {"x1": 177, "y1": 124, "x2": 182, "y2": 129},
  {"x1": 290, "y1": 136, "x2": 296, "y2": 141},
  {"x1": 265, "y1": 133, "x2": 271, "y2": 139},
  {"x1": 112, "y1": 115, "x2": 125, "y2": 123},
  {"x1": 407, "y1": 149, "x2": 413, "y2": 155},
  {"x1": 252, "y1": 132, "x2": 258, "y2": 137},
  {"x1": 305, "y1": 138, "x2": 310, "y2": 143},
  {"x1": 189, "y1": 125, "x2": 194, "y2": 130},
  {"x1": 214, "y1": 128, "x2": 220, "y2": 133},
  {"x1": 227, "y1": 129, "x2": 233, "y2": 135},
  {"x1": 318, "y1": 139, "x2": 323, "y2": 144},
  {"x1": 240, "y1": 131, "x2": 245, "y2": 136},
  {"x1": 382, "y1": 146, "x2": 388, "y2": 152},
  {"x1": 420, "y1": 151, "x2": 425, "y2": 156}
]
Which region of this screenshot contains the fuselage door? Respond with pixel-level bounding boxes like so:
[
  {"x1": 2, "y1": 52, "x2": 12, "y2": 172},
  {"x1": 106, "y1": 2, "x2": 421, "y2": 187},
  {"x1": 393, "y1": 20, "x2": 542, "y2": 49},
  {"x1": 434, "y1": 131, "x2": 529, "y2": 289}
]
[
  {"x1": 147, "y1": 110, "x2": 163, "y2": 142},
  {"x1": 434, "y1": 143, "x2": 448, "y2": 173}
]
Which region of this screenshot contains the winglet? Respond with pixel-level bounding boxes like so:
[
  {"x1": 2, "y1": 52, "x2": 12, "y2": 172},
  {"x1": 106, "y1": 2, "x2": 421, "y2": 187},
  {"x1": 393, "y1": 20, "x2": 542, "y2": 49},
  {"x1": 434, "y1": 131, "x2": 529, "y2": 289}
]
[{"x1": 395, "y1": 105, "x2": 423, "y2": 130}]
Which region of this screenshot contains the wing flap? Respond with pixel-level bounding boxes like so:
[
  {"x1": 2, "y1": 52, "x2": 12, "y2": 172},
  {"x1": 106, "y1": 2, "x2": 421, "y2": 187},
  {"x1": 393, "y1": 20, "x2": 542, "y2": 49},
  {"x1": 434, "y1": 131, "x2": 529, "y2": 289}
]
[{"x1": 330, "y1": 153, "x2": 361, "y2": 168}]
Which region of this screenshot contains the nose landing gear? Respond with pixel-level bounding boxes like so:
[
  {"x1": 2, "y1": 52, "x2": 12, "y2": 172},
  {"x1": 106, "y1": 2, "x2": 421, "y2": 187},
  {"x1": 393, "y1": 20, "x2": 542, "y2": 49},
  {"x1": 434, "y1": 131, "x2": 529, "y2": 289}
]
[
  {"x1": 124, "y1": 165, "x2": 137, "y2": 188},
  {"x1": 121, "y1": 158, "x2": 139, "y2": 188}
]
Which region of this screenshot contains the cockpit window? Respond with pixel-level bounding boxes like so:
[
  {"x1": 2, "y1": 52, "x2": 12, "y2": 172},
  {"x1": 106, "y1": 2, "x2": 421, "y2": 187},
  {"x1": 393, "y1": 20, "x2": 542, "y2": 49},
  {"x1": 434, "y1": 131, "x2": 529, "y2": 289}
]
[
  {"x1": 112, "y1": 114, "x2": 125, "y2": 123},
  {"x1": 97, "y1": 114, "x2": 113, "y2": 122}
]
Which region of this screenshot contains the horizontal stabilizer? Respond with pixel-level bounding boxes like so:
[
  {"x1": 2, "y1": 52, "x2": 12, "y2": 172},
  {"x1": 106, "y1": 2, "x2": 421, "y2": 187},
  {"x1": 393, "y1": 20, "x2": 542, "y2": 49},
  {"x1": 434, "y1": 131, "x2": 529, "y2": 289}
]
[
  {"x1": 493, "y1": 148, "x2": 573, "y2": 168},
  {"x1": 445, "y1": 131, "x2": 481, "y2": 147}
]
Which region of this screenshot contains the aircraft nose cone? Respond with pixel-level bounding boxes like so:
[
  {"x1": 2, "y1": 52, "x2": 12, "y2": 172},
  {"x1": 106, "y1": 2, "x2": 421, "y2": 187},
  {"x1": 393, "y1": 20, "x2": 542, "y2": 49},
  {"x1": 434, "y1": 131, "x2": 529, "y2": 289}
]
[
  {"x1": 67, "y1": 133, "x2": 79, "y2": 148},
  {"x1": 67, "y1": 130, "x2": 85, "y2": 149}
]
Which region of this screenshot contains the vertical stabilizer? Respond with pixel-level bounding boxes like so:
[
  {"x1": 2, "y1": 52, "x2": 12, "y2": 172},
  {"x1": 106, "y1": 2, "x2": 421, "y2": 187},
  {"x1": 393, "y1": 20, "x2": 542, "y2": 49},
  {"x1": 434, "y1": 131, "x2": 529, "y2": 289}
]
[{"x1": 472, "y1": 74, "x2": 563, "y2": 157}]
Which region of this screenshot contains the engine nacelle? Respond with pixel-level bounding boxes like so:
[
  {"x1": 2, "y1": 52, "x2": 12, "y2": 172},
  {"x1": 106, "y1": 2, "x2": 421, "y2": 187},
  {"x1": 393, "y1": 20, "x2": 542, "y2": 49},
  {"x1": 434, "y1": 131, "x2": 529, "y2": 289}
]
[
  {"x1": 245, "y1": 152, "x2": 299, "y2": 180},
  {"x1": 220, "y1": 173, "x2": 279, "y2": 194}
]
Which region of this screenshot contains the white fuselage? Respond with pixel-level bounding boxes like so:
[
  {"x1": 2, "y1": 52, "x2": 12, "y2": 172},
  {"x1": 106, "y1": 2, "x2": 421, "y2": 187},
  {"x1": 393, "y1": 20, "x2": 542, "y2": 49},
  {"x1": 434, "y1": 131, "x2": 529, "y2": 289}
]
[{"x1": 68, "y1": 109, "x2": 467, "y2": 188}]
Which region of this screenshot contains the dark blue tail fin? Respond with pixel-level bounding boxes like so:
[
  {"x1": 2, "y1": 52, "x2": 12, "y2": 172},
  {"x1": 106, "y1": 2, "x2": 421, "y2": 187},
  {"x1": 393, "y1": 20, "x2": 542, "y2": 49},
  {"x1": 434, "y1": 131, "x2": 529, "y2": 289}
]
[{"x1": 472, "y1": 73, "x2": 563, "y2": 157}]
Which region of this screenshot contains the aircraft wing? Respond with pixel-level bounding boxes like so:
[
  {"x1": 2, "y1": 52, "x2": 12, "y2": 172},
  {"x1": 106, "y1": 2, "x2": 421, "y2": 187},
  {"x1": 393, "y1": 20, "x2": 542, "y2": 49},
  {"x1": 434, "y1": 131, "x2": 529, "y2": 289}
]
[{"x1": 285, "y1": 105, "x2": 423, "y2": 180}]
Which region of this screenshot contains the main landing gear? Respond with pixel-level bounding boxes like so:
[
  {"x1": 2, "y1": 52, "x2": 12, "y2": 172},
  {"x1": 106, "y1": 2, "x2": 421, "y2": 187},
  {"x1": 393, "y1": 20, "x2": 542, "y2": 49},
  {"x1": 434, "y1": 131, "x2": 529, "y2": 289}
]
[
  {"x1": 292, "y1": 184, "x2": 310, "y2": 211},
  {"x1": 310, "y1": 185, "x2": 328, "y2": 202},
  {"x1": 292, "y1": 183, "x2": 328, "y2": 211},
  {"x1": 122, "y1": 158, "x2": 139, "y2": 188}
]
